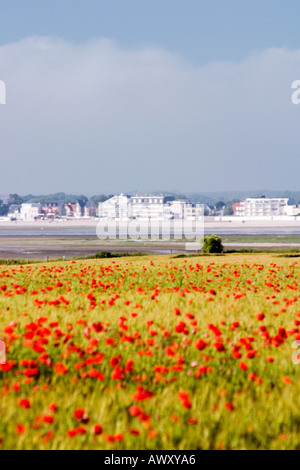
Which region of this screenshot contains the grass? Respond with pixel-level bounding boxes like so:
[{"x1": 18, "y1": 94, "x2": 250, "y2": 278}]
[
  {"x1": 0, "y1": 252, "x2": 149, "y2": 266},
  {"x1": 0, "y1": 253, "x2": 300, "y2": 449},
  {"x1": 221, "y1": 235, "x2": 300, "y2": 244},
  {"x1": 84, "y1": 251, "x2": 149, "y2": 259},
  {"x1": 225, "y1": 248, "x2": 300, "y2": 254},
  {"x1": 0, "y1": 259, "x2": 38, "y2": 266}
]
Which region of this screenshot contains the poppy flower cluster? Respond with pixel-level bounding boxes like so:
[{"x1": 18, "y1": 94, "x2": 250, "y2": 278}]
[{"x1": 0, "y1": 254, "x2": 299, "y2": 450}]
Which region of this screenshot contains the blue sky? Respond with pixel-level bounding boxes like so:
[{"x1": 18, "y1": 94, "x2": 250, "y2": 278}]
[
  {"x1": 1, "y1": 1, "x2": 300, "y2": 195},
  {"x1": 2, "y1": 0, "x2": 300, "y2": 64}
]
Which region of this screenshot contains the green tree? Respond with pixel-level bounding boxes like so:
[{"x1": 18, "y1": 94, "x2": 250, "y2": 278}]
[
  {"x1": 175, "y1": 194, "x2": 188, "y2": 200},
  {"x1": 76, "y1": 195, "x2": 88, "y2": 208},
  {"x1": 203, "y1": 235, "x2": 224, "y2": 254},
  {"x1": 215, "y1": 201, "x2": 225, "y2": 210},
  {"x1": 224, "y1": 205, "x2": 234, "y2": 216},
  {"x1": 0, "y1": 200, "x2": 9, "y2": 216},
  {"x1": 90, "y1": 195, "x2": 110, "y2": 205},
  {"x1": 8, "y1": 194, "x2": 23, "y2": 205}
]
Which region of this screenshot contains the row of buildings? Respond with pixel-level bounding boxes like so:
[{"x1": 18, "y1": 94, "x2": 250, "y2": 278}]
[
  {"x1": 100, "y1": 195, "x2": 300, "y2": 221},
  {"x1": 7, "y1": 195, "x2": 203, "y2": 222},
  {"x1": 8, "y1": 201, "x2": 97, "y2": 221},
  {"x1": 98, "y1": 194, "x2": 203, "y2": 220},
  {"x1": 4, "y1": 195, "x2": 300, "y2": 222}
]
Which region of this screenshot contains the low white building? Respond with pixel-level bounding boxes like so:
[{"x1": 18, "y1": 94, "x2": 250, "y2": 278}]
[
  {"x1": 8, "y1": 205, "x2": 21, "y2": 220},
  {"x1": 20, "y1": 203, "x2": 42, "y2": 221},
  {"x1": 170, "y1": 200, "x2": 198, "y2": 219},
  {"x1": 285, "y1": 204, "x2": 300, "y2": 216}
]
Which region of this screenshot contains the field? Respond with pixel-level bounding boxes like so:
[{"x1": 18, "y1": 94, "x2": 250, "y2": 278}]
[{"x1": 1, "y1": 253, "x2": 300, "y2": 450}]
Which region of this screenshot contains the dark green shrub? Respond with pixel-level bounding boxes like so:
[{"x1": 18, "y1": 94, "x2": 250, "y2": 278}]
[
  {"x1": 94, "y1": 251, "x2": 113, "y2": 258},
  {"x1": 203, "y1": 235, "x2": 224, "y2": 254}
]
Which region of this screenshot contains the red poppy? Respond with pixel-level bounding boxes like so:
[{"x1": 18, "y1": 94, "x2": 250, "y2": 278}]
[
  {"x1": 54, "y1": 363, "x2": 68, "y2": 375},
  {"x1": 94, "y1": 425, "x2": 103, "y2": 435},
  {"x1": 225, "y1": 402, "x2": 235, "y2": 411},
  {"x1": 18, "y1": 399, "x2": 30, "y2": 409}
]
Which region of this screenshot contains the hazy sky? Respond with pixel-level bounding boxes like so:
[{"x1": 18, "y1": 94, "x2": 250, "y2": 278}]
[{"x1": 1, "y1": 0, "x2": 300, "y2": 195}]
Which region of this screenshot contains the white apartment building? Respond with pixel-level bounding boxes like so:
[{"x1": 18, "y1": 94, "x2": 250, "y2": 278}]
[
  {"x1": 130, "y1": 195, "x2": 166, "y2": 219},
  {"x1": 20, "y1": 203, "x2": 42, "y2": 221},
  {"x1": 170, "y1": 200, "x2": 200, "y2": 219},
  {"x1": 171, "y1": 200, "x2": 187, "y2": 219},
  {"x1": 98, "y1": 194, "x2": 131, "y2": 220},
  {"x1": 233, "y1": 198, "x2": 289, "y2": 217}
]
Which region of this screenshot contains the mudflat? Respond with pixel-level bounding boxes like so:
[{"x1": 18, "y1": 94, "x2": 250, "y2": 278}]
[{"x1": 0, "y1": 219, "x2": 300, "y2": 260}]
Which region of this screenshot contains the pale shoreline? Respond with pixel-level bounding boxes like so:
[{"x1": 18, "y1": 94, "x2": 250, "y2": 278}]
[{"x1": 1, "y1": 217, "x2": 300, "y2": 231}]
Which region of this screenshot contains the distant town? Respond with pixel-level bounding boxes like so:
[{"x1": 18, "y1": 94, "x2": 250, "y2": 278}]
[{"x1": 1, "y1": 192, "x2": 300, "y2": 222}]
